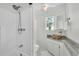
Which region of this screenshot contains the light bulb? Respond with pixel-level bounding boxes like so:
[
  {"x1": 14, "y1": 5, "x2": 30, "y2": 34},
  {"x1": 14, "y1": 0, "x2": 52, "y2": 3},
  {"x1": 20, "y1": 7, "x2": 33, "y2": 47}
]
[{"x1": 41, "y1": 4, "x2": 48, "y2": 11}]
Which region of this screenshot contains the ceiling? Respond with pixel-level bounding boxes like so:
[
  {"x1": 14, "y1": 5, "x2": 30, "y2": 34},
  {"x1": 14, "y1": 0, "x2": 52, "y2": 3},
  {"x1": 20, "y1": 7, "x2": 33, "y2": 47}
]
[{"x1": 0, "y1": 3, "x2": 65, "y2": 13}]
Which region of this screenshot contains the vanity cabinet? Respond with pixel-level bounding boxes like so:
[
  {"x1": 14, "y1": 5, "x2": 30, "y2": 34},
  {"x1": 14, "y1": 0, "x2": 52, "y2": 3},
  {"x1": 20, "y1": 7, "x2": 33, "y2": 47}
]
[
  {"x1": 47, "y1": 39, "x2": 60, "y2": 56},
  {"x1": 47, "y1": 39, "x2": 71, "y2": 56}
]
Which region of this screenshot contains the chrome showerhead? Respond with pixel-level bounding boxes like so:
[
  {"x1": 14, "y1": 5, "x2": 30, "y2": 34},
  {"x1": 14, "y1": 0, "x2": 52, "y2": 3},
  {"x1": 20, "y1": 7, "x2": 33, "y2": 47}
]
[{"x1": 12, "y1": 5, "x2": 21, "y2": 10}]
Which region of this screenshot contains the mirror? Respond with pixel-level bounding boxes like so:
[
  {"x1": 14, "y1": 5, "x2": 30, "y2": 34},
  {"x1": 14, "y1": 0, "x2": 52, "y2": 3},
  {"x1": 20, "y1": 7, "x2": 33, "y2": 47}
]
[{"x1": 46, "y1": 13, "x2": 66, "y2": 37}]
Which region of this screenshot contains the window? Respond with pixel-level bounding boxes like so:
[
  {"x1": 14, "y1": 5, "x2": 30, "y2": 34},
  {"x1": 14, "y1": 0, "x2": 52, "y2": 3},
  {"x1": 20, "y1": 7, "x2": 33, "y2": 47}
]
[{"x1": 46, "y1": 16, "x2": 55, "y2": 31}]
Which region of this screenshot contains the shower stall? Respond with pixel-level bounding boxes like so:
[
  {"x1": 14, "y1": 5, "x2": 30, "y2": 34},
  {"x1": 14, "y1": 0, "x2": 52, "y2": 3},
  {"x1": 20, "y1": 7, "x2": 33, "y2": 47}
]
[{"x1": 0, "y1": 3, "x2": 33, "y2": 56}]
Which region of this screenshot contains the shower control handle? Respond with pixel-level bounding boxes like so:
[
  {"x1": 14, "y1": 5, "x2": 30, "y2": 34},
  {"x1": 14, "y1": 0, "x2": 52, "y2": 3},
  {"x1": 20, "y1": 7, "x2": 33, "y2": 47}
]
[
  {"x1": 18, "y1": 28, "x2": 26, "y2": 32},
  {"x1": 19, "y1": 44, "x2": 23, "y2": 48}
]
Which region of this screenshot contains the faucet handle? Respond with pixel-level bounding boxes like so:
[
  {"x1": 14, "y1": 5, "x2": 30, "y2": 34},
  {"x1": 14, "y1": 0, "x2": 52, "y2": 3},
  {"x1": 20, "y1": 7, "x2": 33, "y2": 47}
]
[
  {"x1": 22, "y1": 28, "x2": 26, "y2": 31},
  {"x1": 19, "y1": 44, "x2": 23, "y2": 48},
  {"x1": 18, "y1": 28, "x2": 26, "y2": 32}
]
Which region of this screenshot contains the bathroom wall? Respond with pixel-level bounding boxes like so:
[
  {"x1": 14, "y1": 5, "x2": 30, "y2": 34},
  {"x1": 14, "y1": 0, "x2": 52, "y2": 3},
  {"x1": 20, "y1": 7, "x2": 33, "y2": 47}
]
[
  {"x1": 0, "y1": 5, "x2": 18, "y2": 55},
  {"x1": 20, "y1": 6, "x2": 33, "y2": 55},
  {"x1": 0, "y1": 4, "x2": 33, "y2": 56},
  {"x1": 66, "y1": 3, "x2": 79, "y2": 43}
]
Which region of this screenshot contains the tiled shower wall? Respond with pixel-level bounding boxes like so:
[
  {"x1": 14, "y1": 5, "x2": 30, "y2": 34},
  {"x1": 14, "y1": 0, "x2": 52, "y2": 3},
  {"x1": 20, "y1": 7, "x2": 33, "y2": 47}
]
[{"x1": 0, "y1": 4, "x2": 33, "y2": 56}]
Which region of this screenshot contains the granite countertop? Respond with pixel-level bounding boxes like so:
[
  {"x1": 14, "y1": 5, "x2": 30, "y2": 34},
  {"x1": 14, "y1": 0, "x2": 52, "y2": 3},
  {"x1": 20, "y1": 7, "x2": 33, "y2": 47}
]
[
  {"x1": 48, "y1": 35, "x2": 79, "y2": 49},
  {"x1": 62, "y1": 36, "x2": 79, "y2": 49},
  {"x1": 47, "y1": 36, "x2": 79, "y2": 55}
]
